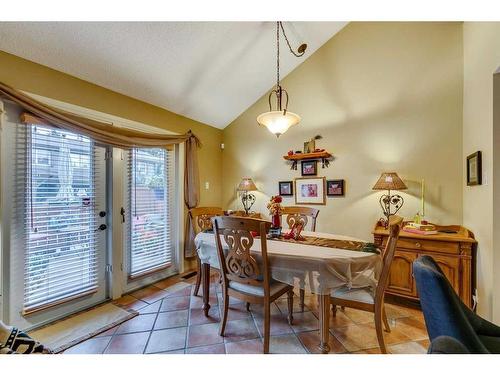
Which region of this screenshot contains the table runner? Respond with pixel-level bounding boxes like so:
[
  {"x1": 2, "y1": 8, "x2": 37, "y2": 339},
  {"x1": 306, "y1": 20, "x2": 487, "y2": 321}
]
[{"x1": 270, "y1": 235, "x2": 366, "y2": 251}]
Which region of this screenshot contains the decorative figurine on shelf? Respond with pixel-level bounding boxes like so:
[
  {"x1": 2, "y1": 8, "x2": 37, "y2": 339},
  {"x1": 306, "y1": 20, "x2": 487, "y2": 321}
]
[
  {"x1": 267, "y1": 195, "x2": 283, "y2": 237},
  {"x1": 303, "y1": 134, "x2": 322, "y2": 154}
]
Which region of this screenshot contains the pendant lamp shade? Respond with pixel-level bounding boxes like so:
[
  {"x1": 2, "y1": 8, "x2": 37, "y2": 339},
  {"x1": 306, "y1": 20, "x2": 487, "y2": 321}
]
[{"x1": 257, "y1": 110, "x2": 301, "y2": 137}]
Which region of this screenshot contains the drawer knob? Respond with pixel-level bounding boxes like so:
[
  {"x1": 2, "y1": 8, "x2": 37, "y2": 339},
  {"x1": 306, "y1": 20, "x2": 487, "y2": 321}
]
[{"x1": 415, "y1": 242, "x2": 421, "y2": 248}]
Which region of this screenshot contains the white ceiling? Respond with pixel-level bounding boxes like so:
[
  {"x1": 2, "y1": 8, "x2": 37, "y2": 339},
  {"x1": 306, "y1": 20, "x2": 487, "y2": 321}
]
[{"x1": 0, "y1": 22, "x2": 347, "y2": 128}]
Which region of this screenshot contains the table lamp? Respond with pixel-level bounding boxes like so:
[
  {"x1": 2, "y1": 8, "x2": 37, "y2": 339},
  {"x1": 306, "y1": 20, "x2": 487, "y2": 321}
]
[
  {"x1": 372, "y1": 172, "x2": 407, "y2": 228},
  {"x1": 237, "y1": 177, "x2": 257, "y2": 215}
]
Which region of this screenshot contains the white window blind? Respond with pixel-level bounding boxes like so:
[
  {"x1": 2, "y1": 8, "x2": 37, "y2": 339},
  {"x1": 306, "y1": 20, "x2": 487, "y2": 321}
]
[
  {"x1": 127, "y1": 148, "x2": 173, "y2": 278},
  {"x1": 17, "y1": 124, "x2": 100, "y2": 314}
]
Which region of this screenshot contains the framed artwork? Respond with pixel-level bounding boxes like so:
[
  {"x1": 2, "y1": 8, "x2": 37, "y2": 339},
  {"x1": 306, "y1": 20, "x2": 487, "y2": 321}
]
[
  {"x1": 294, "y1": 177, "x2": 326, "y2": 205},
  {"x1": 467, "y1": 151, "x2": 482, "y2": 186},
  {"x1": 301, "y1": 160, "x2": 317, "y2": 176},
  {"x1": 278, "y1": 181, "x2": 293, "y2": 196},
  {"x1": 326, "y1": 179, "x2": 345, "y2": 196}
]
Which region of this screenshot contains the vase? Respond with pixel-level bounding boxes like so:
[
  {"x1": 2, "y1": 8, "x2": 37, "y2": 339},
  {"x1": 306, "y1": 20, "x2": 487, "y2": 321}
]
[{"x1": 271, "y1": 213, "x2": 281, "y2": 228}]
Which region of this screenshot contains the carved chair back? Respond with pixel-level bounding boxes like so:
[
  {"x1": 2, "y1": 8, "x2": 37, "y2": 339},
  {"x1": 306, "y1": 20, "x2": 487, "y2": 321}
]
[
  {"x1": 213, "y1": 216, "x2": 272, "y2": 292},
  {"x1": 374, "y1": 215, "x2": 403, "y2": 304},
  {"x1": 189, "y1": 207, "x2": 224, "y2": 234},
  {"x1": 281, "y1": 206, "x2": 320, "y2": 231}
]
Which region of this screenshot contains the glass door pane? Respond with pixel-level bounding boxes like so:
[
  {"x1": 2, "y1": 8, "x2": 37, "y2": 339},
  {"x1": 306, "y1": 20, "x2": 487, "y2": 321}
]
[
  {"x1": 6, "y1": 119, "x2": 108, "y2": 329},
  {"x1": 24, "y1": 126, "x2": 104, "y2": 313},
  {"x1": 128, "y1": 148, "x2": 173, "y2": 279}
]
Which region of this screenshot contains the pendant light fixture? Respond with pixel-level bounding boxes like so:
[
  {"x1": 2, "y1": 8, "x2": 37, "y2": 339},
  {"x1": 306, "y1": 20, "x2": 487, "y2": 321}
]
[{"x1": 257, "y1": 21, "x2": 307, "y2": 138}]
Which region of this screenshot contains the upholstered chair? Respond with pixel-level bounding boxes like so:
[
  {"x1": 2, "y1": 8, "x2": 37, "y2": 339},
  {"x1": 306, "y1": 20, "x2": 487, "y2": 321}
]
[
  {"x1": 427, "y1": 336, "x2": 470, "y2": 354},
  {"x1": 414, "y1": 255, "x2": 500, "y2": 353}
]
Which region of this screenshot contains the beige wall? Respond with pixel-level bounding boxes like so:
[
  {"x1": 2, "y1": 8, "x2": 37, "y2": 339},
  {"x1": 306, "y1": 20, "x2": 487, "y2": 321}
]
[
  {"x1": 463, "y1": 22, "x2": 500, "y2": 321},
  {"x1": 0, "y1": 50, "x2": 223, "y2": 208},
  {"x1": 223, "y1": 22, "x2": 463, "y2": 245}
]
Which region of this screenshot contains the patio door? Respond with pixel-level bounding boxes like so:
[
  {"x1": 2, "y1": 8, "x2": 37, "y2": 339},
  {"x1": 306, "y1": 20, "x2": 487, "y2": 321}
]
[{"x1": 7, "y1": 120, "x2": 108, "y2": 329}]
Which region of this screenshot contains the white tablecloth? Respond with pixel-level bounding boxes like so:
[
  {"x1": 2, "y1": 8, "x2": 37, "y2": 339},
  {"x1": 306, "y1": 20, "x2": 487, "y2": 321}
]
[{"x1": 195, "y1": 231, "x2": 382, "y2": 295}]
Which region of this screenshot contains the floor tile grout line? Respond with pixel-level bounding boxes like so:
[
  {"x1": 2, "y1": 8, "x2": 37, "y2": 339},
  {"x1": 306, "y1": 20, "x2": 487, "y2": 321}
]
[
  {"x1": 142, "y1": 308, "x2": 161, "y2": 354},
  {"x1": 99, "y1": 334, "x2": 114, "y2": 354},
  {"x1": 184, "y1": 291, "x2": 194, "y2": 353}
]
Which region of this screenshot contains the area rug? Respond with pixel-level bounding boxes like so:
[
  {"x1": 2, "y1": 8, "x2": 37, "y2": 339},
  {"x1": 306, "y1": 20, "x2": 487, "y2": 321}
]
[{"x1": 28, "y1": 303, "x2": 138, "y2": 353}]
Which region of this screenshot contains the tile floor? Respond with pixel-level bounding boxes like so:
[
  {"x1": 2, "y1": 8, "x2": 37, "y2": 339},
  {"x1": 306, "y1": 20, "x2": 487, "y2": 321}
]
[{"x1": 64, "y1": 273, "x2": 430, "y2": 354}]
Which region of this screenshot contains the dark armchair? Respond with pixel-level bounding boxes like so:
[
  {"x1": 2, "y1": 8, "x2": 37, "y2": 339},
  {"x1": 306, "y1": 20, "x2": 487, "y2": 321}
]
[
  {"x1": 413, "y1": 255, "x2": 500, "y2": 353},
  {"x1": 428, "y1": 336, "x2": 470, "y2": 354}
]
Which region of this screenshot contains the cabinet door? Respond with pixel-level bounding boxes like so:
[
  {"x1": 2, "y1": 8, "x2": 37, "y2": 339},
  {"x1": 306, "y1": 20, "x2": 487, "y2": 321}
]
[
  {"x1": 419, "y1": 254, "x2": 460, "y2": 293},
  {"x1": 388, "y1": 250, "x2": 417, "y2": 297}
]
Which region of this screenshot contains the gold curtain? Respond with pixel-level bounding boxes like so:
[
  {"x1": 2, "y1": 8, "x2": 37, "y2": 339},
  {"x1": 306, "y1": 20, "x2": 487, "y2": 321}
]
[{"x1": 0, "y1": 81, "x2": 201, "y2": 258}]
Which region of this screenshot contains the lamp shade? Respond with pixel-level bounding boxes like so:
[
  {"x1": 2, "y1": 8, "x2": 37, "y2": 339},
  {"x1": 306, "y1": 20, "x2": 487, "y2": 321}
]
[
  {"x1": 372, "y1": 172, "x2": 407, "y2": 191},
  {"x1": 237, "y1": 178, "x2": 257, "y2": 192},
  {"x1": 257, "y1": 110, "x2": 301, "y2": 137}
]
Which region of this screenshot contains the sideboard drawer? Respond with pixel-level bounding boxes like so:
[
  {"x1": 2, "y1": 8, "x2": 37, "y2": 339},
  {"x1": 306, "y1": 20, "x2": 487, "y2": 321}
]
[{"x1": 396, "y1": 238, "x2": 459, "y2": 254}]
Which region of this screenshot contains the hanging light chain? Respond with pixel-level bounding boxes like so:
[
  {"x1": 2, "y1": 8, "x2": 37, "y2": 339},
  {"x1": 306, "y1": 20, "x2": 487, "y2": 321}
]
[
  {"x1": 279, "y1": 21, "x2": 307, "y2": 58},
  {"x1": 276, "y1": 21, "x2": 280, "y2": 88}
]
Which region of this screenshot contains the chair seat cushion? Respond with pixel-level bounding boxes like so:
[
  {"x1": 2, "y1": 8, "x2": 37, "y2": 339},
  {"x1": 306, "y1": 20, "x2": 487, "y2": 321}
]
[
  {"x1": 331, "y1": 286, "x2": 374, "y2": 304},
  {"x1": 229, "y1": 279, "x2": 290, "y2": 297}
]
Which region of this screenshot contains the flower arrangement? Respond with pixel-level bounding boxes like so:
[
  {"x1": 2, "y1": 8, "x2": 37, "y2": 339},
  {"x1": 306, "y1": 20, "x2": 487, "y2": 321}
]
[{"x1": 267, "y1": 195, "x2": 283, "y2": 215}]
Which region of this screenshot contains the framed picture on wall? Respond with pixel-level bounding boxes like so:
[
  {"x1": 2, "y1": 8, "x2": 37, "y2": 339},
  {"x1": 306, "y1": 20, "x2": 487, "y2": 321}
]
[
  {"x1": 278, "y1": 181, "x2": 293, "y2": 196},
  {"x1": 326, "y1": 179, "x2": 345, "y2": 196},
  {"x1": 301, "y1": 160, "x2": 317, "y2": 176},
  {"x1": 467, "y1": 151, "x2": 482, "y2": 186},
  {"x1": 294, "y1": 177, "x2": 326, "y2": 205}
]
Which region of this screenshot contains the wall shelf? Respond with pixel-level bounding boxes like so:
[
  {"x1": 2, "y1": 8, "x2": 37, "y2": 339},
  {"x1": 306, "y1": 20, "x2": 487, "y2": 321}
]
[{"x1": 283, "y1": 151, "x2": 333, "y2": 170}]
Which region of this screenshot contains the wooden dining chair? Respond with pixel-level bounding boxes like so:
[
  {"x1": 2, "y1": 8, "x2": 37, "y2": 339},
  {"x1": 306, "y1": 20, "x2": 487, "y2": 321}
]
[
  {"x1": 281, "y1": 206, "x2": 320, "y2": 231},
  {"x1": 281, "y1": 206, "x2": 320, "y2": 311},
  {"x1": 189, "y1": 207, "x2": 224, "y2": 296},
  {"x1": 329, "y1": 215, "x2": 403, "y2": 353},
  {"x1": 213, "y1": 216, "x2": 294, "y2": 354}
]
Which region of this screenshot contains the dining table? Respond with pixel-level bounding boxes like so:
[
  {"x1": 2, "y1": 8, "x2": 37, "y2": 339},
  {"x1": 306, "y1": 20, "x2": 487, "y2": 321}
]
[{"x1": 195, "y1": 230, "x2": 382, "y2": 353}]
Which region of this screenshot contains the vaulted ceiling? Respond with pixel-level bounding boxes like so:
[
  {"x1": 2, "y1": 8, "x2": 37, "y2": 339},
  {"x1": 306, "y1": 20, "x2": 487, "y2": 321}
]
[{"x1": 0, "y1": 22, "x2": 347, "y2": 128}]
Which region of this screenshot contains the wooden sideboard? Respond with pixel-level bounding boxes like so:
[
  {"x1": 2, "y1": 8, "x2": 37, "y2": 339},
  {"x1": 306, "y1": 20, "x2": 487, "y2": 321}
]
[{"x1": 373, "y1": 222, "x2": 477, "y2": 309}]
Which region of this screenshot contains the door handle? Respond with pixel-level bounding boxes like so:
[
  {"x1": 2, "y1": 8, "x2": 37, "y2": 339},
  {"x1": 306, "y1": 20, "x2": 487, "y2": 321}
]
[{"x1": 95, "y1": 224, "x2": 107, "y2": 231}]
